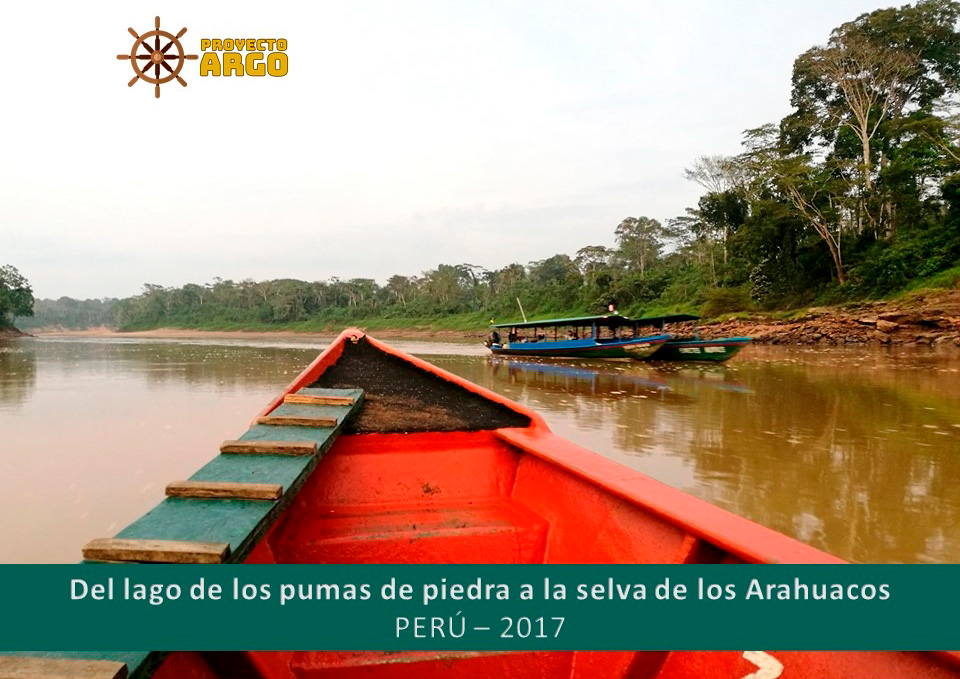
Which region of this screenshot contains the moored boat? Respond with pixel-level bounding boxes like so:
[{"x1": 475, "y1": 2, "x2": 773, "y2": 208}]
[
  {"x1": 634, "y1": 314, "x2": 752, "y2": 363},
  {"x1": 650, "y1": 336, "x2": 752, "y2": 361},
  {"x1": 486, "y1": 314, "x2": 669, "y2": 359},
  {"x1": 5, "y1": 329, "x2": 958, "y2": 679}
]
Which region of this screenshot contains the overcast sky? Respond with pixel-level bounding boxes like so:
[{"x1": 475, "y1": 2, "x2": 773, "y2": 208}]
[{"x1": 2, "y1": 1, "x2": 890, "y2": 299}]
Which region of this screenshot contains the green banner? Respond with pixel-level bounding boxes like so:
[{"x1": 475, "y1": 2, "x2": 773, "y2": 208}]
[{"x1": 2, "y1": 564, "x2": 957, "y2": 650}]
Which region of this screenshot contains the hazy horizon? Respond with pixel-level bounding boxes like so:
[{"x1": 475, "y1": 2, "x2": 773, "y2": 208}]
[{"x1": 3, "y1": 0, "x2": 890, "y2": 299}]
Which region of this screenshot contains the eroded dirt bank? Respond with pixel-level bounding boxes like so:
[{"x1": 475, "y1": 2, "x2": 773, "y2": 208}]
[
  {"x1": 701, "y1": 291, "x2": 960, "y2": 347},
  {"x1": 0, "y1": 327, "x2": 27, "y2": 339}
]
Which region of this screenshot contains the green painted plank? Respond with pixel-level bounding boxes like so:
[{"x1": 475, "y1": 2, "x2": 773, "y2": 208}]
[
  {"x1": 71, "y1": 387, "x2": 363, "y2": 678},
  {"x1": 238, "y1": 415, "x2": 344, "y2": 443},
  {"x1": 264, "y1": 402, "x2": 346, "y2": 420},
  {"x1": 116, "y1": 498, "x2": 272, "y2": 558},
  {"x1": 235, "y1": 389, "x2": 363, "y2": 444},
  {"x1": 240, "y1": 424, "x2": 335, "y2": 443},
  {"x1": 189, "y1": 454, "x2": 310, "y2": 488}
]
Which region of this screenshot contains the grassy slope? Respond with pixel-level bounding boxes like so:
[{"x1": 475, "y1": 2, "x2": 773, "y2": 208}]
[{"x1": 893, "y1": 265, "x2": 960, "y2": 298}]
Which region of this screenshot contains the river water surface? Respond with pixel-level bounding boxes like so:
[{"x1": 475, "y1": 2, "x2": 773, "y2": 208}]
[{"x1": 1, "y1": 336, "x2": 958, "y2": 564}]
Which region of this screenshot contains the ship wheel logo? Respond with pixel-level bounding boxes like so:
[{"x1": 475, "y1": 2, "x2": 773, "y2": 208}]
[{"x1": 117, "y1": 16, "x2": 198, "y2": 98}]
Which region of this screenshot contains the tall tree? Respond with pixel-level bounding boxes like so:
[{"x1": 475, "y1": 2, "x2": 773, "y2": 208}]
[
  {"x1": 795, "y1": 34, "x2": 917, "y2": 192},
  {"x1": 786, "y1": 0, "x2": 960, "y2": 234},
  {"x1": 684, "y1": 156, "x2": 746, "y2": 265},
  {"x1": 0, "y1": 265, "x2": 35, "y2": 326},
  {"x1": 614, "y1": 217, "x2": 666, "y2": 277},
  {"x1": 683, "y1": 155, "x2": 744, "y2": 196},
  {"x1": 574, "y1": 246, "x2": 614, "y2": 276},
  {"x1": 775, "y1": 158, "x2": 848, "y2": 284},
  {"x1": 385, "y1": 275, "x2": 413, "y2": 307}
]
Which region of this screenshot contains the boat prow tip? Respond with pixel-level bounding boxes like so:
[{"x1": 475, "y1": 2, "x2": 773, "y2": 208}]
[{"x1": 339, "y1": 327, "x2": 367, "y2": 343}]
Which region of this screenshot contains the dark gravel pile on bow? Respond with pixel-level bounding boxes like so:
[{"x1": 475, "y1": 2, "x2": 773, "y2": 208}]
[{"x1": 310, "y1": 337, "x2": 530, "y2": 433}]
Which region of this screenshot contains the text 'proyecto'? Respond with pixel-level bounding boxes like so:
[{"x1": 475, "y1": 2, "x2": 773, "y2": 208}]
[{"x1": 199, "y1": 38, "x2": 288, "y2": 77}]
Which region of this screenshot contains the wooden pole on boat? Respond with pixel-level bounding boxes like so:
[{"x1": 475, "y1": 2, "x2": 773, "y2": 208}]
[{"x1": 516, "y1": 297, "x2": 528, "y2": 323}]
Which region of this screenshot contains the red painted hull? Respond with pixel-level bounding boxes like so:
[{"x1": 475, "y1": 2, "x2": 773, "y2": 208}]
[{"x1": 151, "y1": 329, "x2": 959, "y2": 679}]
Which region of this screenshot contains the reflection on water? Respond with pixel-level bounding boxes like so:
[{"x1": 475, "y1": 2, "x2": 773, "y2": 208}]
[
  {"x1": 432, "y1": 347, "x2": 960, "y2": 565},
  {"x1": 1, "y1": 337, "x2": 959, "y2": 564},
  {"x1": 0, "y1": 342, "x2": 36, "y2": 407},
  {"x1": 0, "y1": 338, "x2": 321, "y2": 564}
]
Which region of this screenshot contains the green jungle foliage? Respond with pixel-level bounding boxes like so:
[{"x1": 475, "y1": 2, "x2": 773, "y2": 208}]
[
  {"x1": 0, "y1": 265, "x2": 34, "y2": 328},
  {"x1": 22, "y1": 1, "x2": 960, "y2": 331},
  {"x1": 16, "y1": 297, "x2": 117, "y2": 330}
]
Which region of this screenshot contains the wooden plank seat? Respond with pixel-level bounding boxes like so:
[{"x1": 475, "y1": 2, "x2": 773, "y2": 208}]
[
  {"x1": 219, "y1": 440, "x2": 317, "y2": 455},
  {"x1": 284, "y1": 393, "x2": 355, "y2": 406},
  {"x1": 0, "y1": 656, "x2": 128, "y2": 679},
  {"x1": 165, "y1": 481, "x2": 283, "y2": 501},
  {"x1": 81, "y1": 538, "x2": 230, "y2": 564},
  {"x1": 256, "y1": 415, "x2": 337, "y2": 428}
]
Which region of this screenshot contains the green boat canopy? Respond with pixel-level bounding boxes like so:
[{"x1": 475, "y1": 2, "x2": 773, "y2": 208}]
[
  {"x1": 492, "y1": 313, "x2": 700, "y2": 329},
  {"x1": 492, "y1": 314, "x2": 634, "y2": 329}
]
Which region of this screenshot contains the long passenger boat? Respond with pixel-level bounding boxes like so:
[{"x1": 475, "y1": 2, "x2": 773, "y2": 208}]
[
  {"x1": 3, "y1": 329, "x2": 958, "y2": 679},
  {"x1": 486, "y1": 314, "x2": 670, "y2": 359},
  {"x1": 635, "y1": 314, "x2": 752, "y2": 363}
]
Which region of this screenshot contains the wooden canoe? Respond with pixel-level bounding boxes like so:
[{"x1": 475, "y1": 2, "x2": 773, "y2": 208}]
[
  {"x1": 9, "y1": 328, "x2": 959, "y2": 679},
  {"x1": 646, "y1": 337, "x2": 752, "y2": 362},
  {"x1": 630, "y1": 315, "x2": 752, "y2": 363}
]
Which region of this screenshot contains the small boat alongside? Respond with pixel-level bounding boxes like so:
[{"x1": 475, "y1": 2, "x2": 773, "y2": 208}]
[
  {"x1": 4, "y1": 329, "x2": 957, "y2": 679},
  {"x1": 651, "y1": 336, "x2": 752, "y2": 361},
  {"x1": 633, "y1": 314, "x2": 752, "y2": 363},
  {"x1": 485, "y1": 314, "x2": 670, "y2": 359}
]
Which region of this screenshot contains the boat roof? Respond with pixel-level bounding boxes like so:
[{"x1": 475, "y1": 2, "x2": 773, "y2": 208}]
[
  {"x1": 492, "y1": 314, "x2": 636, "y2": 329},
  {"x1": 492, "y1": 313, "x2": 700, "y2": 329}
]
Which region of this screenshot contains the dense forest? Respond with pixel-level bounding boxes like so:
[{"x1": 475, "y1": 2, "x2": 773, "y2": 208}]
[
  {"x1": 0, "y1": 266, "x2": 33, "y2": 329},
  {"x1": 20, "y1": 1, "x2": 960, "y2": 331},
  {"x1": 17, "y1": 297, "x2": 115, "y2": 330}
]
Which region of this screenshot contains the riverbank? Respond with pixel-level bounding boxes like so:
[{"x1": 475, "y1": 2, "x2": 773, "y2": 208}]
[
  {"x1": 0, "y1": 326, "x2": 27, "y2": 339},
  {"x1": 27, "y1": 289, "x2": 960, "y2": 347},
  {"x1": 701, "y1": 290, "x2": 960, "y2": 346}
]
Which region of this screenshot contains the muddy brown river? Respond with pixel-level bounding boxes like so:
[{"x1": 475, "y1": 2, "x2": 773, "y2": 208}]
[{"x1": 1, "y1": 336, "x2": 958, "y2": 564}]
